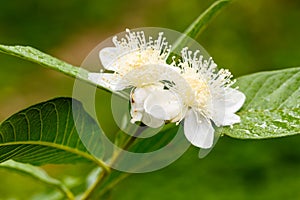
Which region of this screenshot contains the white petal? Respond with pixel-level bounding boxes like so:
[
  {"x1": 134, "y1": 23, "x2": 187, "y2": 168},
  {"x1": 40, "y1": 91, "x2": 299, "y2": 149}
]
[
  {"x1": 130, "y1": 85, "x2": 163, "y2": 110},
  {"x1": 214, "y1": 112, "x2": 241, "y2": 126},
  {"x1": 130, "y1": 101, "x2": 144, "y2": 123},
  {"x1": 223, "y1": 88, "x2": 246, "y2": 113},
  {"x1": 171, "y1": 105, "x2": 188, "y2": 123},
  {"x1": 144, "y1": 89, "x2": 182, "y2": 121},
  {"x1": 99, "y1": 47, "x2": 120, "y2": 71},
  {"x1": 212, "y1": 88, "x2": 245, "y2": 126},
  {"x1": 130, "y1": 85, "x2": 167, "y2": 127},
  {"x1": 118, "y1": 63, "x2": 183, "y2": 88},
  {"x1": 223, "y1": 113, "x2": 241, "y2": 125},
  {"x1": 131, "y1": 87, "x2": 152, "y2": 106},
  {"x1": 184, "y1": 110, "x2": 214, "y2": 149},
  {"x1": 130, "y1": 88, "x2": 147, "y2": 123},
  {"x1": 88, "y1": 73, "x2": 123, "y2": 91},
  {"x1": 141, "y1": 112, "x2": 164, "y2": 128},
  {"x1": 212, "y1": 104, "x2": 231, "y2": 126},
  {"x1": 130, "y1": 110, "x2": 143, "y2": 123}
]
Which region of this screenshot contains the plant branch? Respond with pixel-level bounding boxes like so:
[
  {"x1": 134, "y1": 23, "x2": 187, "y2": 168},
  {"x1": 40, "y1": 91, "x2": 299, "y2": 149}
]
[{"x1": 80, "y1": 170, "x2": 108, "y2": 200}]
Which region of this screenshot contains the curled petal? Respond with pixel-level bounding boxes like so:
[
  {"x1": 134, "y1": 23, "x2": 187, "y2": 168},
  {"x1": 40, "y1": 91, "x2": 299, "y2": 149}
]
[
  {"x1": 130, "y1": 102, "x2": 164, "y2": 128},
  {"x1": 88, "y1": 73, "x2": 126, "y2": 91},
  {"x1": 117, "y1": 63, "x2": 183, "y2": 89},
  {"x1": 212, "y1": 88, "x2": 245, "y2": 126},
  {"x1": 130, "y1": 85, "x2": 167, "y2": 127},
  {"x1": 223, "y1": 113, "x2": 241, "y2": 125},
  {"x1": 130, "y1": 110, "x2": 143, "y2": 124},
  {"x1": 131, "y1": 85, "x2": 164, "y2": 105},
  {"x1": 144, "y1": 89, "x2": 182, "y2": 121},
  {"x1": 223, "y1": 88, "x2": 246, "y2": 113},
  {"x1": 141, "y1": 112, "x2": 164, "y2": 128},
  {"x1": 99, "y1": 47, "x2": 120, "y2": 71},
  {"x1": 130, "y1": 87, "x2": 150, "y2": 123},
  {"x1": 130, "y1": 101, "x2": 144, "y2": 124},
  {"x1": 184, "y1": 110, "x2": 214, "y2": 149}
]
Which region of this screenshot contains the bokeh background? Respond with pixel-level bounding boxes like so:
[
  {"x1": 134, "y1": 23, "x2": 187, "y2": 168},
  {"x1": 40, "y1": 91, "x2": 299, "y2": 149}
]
[{"x1": 1, "y1": 0, "x2": 300, "y2": 199}]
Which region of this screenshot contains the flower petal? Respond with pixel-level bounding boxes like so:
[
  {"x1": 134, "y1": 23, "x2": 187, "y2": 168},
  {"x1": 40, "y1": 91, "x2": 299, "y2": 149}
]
[
  {"x1": 130, "y1": 110, "x2": 143, "y2": 123},
  {"x1": 223, "y1": 88, "x2": 246, "y2": 113},
  {"x1": 184, "y1": 110, "x2": 214, "y2": 149},
  {"x1": 130, "y1": 101, "x2": 144, "y2": 123},
  {"x1": 141, "y1": 112, "x2": 164, "y2": 128},
  {"x1": 99, "y1": 47, "x2": 120, "y2": 71},
  {"x1": 88, "y1": 73, "x2": 123, "y2": 91},
  {"x1": 130, "y1": 88, "x2": 149, "y2": 123},
  {"x1": 130, "y1": 85, "x2": 167, "y2": 127},
  {"x1": 223, "y1": 113, "x2": 241, "y2": 125},
  {"x1": 117, "y1": 63, "x2": 183, "y2": 89},
  {"x1": 144, "y1": 89, "x2": 182, "y2": 121},
  {"x1": 212, "y1": 88, "x2": 245, "y2": 126},
  {"x1": 214, "y1": 112, "x2": 241, "y2": 127},
  {"x1": 212, "y1": 106, "x2": 242, "y2": 126}
]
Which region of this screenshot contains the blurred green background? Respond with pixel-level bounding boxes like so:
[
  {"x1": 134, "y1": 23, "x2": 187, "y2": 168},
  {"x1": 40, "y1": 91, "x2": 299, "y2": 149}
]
[{"x1": 0, "y1": 0, "x2": 300, "y2": 199}]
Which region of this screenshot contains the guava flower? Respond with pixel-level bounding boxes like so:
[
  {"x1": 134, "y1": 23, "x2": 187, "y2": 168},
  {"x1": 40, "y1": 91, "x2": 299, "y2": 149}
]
[
  {"x1": 129, "y1": 81, "x2": 183, "y2": 128},
  {"x1": 171, "y1": 48, "x2": 245, "y2": 148},
  {"x1": 88, "y1": 29, "x2": 171, "y2": 91},
  {"x1": 88, "y1": 29, "x2": 183, "y2": 127},
  {"x1": 88, "y1": 29, "x2": 245, "y2": 150},
  {"x1": 133, "y1": 47, "x2": 246, "y2": 149}
]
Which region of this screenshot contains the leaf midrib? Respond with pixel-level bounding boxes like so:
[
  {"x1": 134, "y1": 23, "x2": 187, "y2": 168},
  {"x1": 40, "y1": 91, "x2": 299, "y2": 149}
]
[{"x1": 0, "y1": 141, "x2": 109, "y2": 171}]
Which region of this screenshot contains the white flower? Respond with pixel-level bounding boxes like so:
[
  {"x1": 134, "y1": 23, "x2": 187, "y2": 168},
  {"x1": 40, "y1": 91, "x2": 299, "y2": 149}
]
[
  {"x1": 88, "y1": 29, "x2": 171, "y2": 90},
  {"x1": 172, "y1": 48, "x2": 245, "y2": 149},
  {"x1": 130, "y1": 83, "x2": 183, "y2": 128},
  {"x1": 88, "y1": 29, "x2": 245, "y2": 150},
  {"x1": 88, "y1": 29, "x2": 184, "y2": 127}
]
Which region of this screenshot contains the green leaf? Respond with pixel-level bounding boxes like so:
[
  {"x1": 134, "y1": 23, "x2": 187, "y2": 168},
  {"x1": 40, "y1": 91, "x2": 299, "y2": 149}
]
[
  {"x1": 0, "y1": 97, "x2": 109, "y2": 171},
  {"x1": 169, "y1": 0, "x2": 230, "y2": 58},
  {"x1": 0, "y1": 160, "x2": 74, "y2": 200},
  {"x1": 223, "y1": 67, "x2": 300, "y2": 139},
  {"x1": 0, "y1": 45, "x2": 112, "y2": 94},
  {"x1": 0, "y1": 45, "x2": 85, "y2": 79},
  {"x1": 183, "y1": 0, "x2": 230, "y2": 39}
]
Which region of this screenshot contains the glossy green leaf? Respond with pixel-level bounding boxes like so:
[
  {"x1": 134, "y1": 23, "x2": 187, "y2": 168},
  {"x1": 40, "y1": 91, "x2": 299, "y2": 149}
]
[
  {"x1": 0, "y1": 45, "x2": 85, "y2": 79},
  {"x1": 0, "y1": 45, "x2": 112, "y2": 94},
  {"x1": 223, "y1": 67, "x2": 300, "y2": 139},
  {"x1": 0, "y1": 97, "x2": 108, "y2": 171},
  {"x1": 0, "y1": 160, "x2": 74, "y2": 200}
]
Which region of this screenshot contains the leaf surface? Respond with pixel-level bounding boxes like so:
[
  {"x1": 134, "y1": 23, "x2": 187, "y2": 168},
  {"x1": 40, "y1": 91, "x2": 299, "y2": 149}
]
[
  {"x1": 0, "y1": 97, "x2": 108, "y2": 170},
  {"x1": 223, "y1": 67, "x2": 300, "y2": 139},
  {"x1": 0, "y1": 160, "x2": 74, "y2": 199}
]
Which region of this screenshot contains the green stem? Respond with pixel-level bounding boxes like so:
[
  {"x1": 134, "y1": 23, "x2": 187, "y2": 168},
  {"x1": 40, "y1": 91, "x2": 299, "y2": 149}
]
[
  {"x1": 64, "y1": 189, "x2": 76, "y2": 200},
  {"x1": 94, "y1": 173, "x2": 130, "y2": 198},
  {"x1": 79, "y1": 127, "x2": 142, "y2": 199},
  {"x1": 80, "y1": 170, "x2": 108, "y2": 200}
]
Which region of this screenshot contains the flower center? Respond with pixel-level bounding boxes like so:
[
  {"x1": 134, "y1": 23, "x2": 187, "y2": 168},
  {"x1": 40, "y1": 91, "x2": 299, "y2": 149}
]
[
  {"x1": 182, "y1": 68, "x2": 211, "y2": 114},
  {"x1": 112, "y1": 49, "x2": 167, "y2": 76}
]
